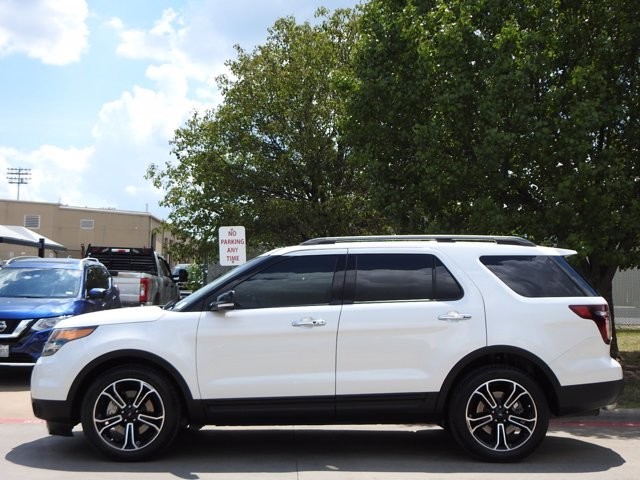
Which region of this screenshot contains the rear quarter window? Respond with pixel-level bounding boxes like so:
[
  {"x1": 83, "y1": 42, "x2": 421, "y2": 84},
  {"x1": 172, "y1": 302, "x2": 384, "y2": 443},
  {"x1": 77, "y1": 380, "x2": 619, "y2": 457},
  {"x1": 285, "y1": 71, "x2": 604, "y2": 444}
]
[{"x1": 480, "y1": 255, "x2": 597, "y2": 297}]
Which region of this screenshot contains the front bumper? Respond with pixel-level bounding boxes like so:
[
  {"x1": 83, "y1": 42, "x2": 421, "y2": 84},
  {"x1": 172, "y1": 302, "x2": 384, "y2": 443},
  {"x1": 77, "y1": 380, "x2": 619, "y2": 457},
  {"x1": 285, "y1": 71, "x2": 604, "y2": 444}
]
[
  {"x1": 0, "y1": 329, "x2": 51, "y2": 366},
  {"x1": 31, "y1": 398, "x2": 77, "y2": 435}
]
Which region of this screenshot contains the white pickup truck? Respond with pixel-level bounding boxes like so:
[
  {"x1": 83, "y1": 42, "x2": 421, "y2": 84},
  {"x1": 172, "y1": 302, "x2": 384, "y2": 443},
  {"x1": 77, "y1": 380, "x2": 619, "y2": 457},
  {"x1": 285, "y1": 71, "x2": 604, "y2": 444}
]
[{"x1": 85, "y1": 246, "x2": 179, "y2": 307}]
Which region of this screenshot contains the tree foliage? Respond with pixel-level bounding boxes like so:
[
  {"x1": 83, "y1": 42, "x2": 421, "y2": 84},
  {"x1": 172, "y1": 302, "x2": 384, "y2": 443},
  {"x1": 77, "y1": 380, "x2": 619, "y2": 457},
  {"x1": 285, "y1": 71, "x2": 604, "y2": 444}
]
[
  {"x1": 149, "y1": 1, "x2": 640, "y2": 353},
  {"x1": 147, "y1": 8, "x2": 380, "y2": 260},
  {"x1": 349, "y1": 0, "x2": 640, "y2": 352}
]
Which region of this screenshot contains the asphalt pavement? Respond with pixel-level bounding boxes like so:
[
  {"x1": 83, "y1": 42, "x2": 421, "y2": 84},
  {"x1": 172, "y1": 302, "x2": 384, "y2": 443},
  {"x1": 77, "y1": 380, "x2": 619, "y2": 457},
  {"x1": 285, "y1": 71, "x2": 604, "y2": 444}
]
[{"x1": 1, "y1": 367, "x2": 639, "y2": 479}]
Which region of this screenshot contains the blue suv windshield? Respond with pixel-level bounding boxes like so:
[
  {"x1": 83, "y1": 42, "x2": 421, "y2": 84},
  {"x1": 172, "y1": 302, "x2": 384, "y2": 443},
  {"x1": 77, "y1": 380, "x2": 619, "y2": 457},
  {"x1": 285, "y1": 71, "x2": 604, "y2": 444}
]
[{"x1": 0, "y1": 267, "x2": 82, "y2": 298}]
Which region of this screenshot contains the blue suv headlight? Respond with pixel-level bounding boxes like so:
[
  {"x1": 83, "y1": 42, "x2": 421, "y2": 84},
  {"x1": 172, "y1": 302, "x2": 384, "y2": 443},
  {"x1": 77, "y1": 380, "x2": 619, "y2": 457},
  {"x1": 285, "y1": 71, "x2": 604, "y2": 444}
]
[{"x1": 31, "y1": 315, "x2": 73, "y2": 331}]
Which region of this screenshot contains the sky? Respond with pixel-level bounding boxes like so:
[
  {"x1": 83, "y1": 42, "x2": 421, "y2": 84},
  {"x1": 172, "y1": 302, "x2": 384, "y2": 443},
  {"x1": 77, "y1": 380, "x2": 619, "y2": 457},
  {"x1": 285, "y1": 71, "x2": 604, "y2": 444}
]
[{"x1": 0, "y1": 0, "x2": 360, "y2": 219}]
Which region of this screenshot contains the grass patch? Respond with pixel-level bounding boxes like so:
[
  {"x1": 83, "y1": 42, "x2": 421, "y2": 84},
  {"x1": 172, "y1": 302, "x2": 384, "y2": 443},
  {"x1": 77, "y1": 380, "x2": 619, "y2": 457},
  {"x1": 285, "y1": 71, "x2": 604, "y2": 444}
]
[{"x1": 616, "y1": 328, "x2": 640, "y2": 408}]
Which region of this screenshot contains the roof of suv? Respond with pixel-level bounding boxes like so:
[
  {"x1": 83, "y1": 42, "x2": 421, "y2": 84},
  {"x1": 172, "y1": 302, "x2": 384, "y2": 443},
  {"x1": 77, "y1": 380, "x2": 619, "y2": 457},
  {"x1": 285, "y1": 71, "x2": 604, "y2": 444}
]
[
  {"x1": 272, "y1": 235, "x2": 576, "y2": 258},
  {"x1": 3, "y1": 257, "x2": 101, "y2": 269}
]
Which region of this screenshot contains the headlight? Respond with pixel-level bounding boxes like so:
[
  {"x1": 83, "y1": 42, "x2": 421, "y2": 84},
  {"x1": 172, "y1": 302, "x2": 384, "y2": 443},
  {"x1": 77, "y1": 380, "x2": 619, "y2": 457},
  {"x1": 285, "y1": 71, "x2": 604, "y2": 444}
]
[
  {"x1": 31, "y1": 316, "x2": 73, "y2": 331},
  {"x1": 41, "y1": 327, "x2": 97, "y2": 357}
]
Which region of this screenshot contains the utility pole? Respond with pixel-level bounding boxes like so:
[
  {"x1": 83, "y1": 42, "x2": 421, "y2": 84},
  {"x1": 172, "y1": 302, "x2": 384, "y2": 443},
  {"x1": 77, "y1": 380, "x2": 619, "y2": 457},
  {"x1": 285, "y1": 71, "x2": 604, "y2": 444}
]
[{"x1": 6, "y1": 167, "x2": 31, "y2": 200}]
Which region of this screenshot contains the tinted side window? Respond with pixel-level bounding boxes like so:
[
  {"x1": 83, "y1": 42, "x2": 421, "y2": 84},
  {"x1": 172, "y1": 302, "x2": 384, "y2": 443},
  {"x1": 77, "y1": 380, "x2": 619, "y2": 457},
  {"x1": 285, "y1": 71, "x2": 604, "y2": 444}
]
[
  {"x1": 86, "y1": 266, "x2": 109, "y2": 290},
  {"x1": 96, "y1": 267, "x2": 111, "y2": 289},
  {"x1": 233, "y1": 255, "x2": 338, "y2": 309},
  {"x1": 159, "y1": 257, "x2": 172, "y2": 277},
  {"x1": 480, "y1": 255, "x2": 596, "y2": 297},
  {"x1": 354, "y1": 254, "x2": 462, "y2": 302},
  {"x1": 434, "y1": 258, "x2": 464, "y2": 300}
]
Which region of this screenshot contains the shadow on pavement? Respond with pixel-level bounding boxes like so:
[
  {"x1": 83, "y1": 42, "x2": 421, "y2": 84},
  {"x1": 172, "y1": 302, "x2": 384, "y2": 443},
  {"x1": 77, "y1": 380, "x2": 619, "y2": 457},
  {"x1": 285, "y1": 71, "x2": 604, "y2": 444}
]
[
  {"x1": 5, "y1": 426, "x2": 624, "y2": 479},
  {"x1": 0, "y1": 367, "x2": 31, "y2": 392}
]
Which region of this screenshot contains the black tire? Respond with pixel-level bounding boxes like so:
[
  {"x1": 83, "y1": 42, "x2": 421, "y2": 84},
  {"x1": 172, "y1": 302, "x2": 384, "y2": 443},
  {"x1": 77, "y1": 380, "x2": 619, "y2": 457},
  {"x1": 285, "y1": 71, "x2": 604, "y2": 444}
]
[
  {"x1": 447, "y1": 365, "x2": 549, "y2": 462},
  {"x1": 80, "y1": 366, "x2": 181, "y2": 461}
]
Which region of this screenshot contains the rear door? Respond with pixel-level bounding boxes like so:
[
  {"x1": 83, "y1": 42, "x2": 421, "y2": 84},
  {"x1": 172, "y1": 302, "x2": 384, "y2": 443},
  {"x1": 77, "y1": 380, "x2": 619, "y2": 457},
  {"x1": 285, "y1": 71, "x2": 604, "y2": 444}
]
[{"x1": 336, "y1": 248, "x2": 486, "y2": 399}]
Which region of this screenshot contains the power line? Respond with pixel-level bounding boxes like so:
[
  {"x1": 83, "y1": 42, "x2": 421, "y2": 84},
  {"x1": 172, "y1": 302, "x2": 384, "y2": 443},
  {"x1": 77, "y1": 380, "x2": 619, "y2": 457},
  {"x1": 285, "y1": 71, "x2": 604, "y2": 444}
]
[{"x1": 6, "y1": 167, "x2": 31, "y2": 200}]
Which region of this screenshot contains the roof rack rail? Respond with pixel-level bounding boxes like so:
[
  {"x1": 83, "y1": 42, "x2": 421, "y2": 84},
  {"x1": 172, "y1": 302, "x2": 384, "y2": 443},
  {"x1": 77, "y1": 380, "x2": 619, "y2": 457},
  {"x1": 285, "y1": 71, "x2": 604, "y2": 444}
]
[
  {"x1": 4, "y1": 255, "x2": 41, "y2": 264},
  {"x1": 300, "y1": 235, "x2": 536, "y2": 247}
]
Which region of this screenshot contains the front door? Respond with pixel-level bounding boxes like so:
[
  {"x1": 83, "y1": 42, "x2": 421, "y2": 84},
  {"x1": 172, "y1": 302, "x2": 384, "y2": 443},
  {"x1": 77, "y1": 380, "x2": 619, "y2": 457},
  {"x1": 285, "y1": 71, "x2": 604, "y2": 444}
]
[{"x1": 196, "y1": 251, "x2": 345, "y2": 407}]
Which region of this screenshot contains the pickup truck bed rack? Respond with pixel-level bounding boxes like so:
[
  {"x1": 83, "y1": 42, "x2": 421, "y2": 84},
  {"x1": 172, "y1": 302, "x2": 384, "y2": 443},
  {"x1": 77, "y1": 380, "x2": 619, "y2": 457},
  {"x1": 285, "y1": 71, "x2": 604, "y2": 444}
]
[{"x1": 86, "y1": 246, "x2": 158, "y2": 275}]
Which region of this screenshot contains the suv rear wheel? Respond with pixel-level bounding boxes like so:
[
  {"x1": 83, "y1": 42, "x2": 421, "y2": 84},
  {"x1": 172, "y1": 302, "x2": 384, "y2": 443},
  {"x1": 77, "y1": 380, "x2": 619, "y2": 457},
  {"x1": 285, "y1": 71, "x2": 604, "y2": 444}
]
[
  {"x1": 80, "y1": 366, "x2": 181, "y2": 461},
  {"x1": 447, "y1": 365, "x2": 549, "y2": 462}
]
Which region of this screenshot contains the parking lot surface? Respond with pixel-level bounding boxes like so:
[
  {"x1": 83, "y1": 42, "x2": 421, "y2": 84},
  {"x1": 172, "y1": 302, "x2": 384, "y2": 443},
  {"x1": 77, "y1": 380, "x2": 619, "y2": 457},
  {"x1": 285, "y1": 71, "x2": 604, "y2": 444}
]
[{"x1": 1, "y1": 367, "x2": 639, "y2": 479}]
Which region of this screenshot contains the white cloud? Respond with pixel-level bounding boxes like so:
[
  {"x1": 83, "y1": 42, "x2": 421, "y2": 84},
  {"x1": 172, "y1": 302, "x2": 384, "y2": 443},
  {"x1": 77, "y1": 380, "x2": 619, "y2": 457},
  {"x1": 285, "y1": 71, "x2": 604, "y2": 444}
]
[
  {"x1": 0, "y1": 0, "x2": 89, "y2": 65},
  {"x1": 85, "y1": 3, "x2": 301, "y2": 216},
  {"x1": 43, "y1": 5, "x2": 229, "y2": 216},
  {"x1": 107, "y1": 8, "x2": 233, "y2": 82},
  {"x1": 0, "y1": 144, "x2": 95, "y2": 204},
  {"x1": 112, "y1": 8, "x2": 180, "y2": 61},
  {"x1": 125, "y1": 185, "x2": 139, "y2": 196},
  {"x1": 94, "y1": 9, "x2": 223, "y2": 148},
  {"x1": 32, "y1": 144, "x2": 93, "y2": 171},
  {"x1": 1, "y1": 1, "x2": 357, "y2": 218},
  {"x1": 92, "y1": 67, "x2": 197, "y2": 147},
  {"x1": 92, "y1": 86, "x2": 164, "y2": 145}
]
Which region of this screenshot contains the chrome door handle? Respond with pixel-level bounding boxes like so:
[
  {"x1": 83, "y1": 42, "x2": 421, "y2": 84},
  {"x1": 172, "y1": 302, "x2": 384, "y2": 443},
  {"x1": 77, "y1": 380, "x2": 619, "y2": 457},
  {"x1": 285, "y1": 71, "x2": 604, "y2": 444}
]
[
  {"x1": 438, "y1": 311, "x2": 472, "y2": 321},
  {"x1": 292, "y1": 317, "x2": 326, "y2": 327}
]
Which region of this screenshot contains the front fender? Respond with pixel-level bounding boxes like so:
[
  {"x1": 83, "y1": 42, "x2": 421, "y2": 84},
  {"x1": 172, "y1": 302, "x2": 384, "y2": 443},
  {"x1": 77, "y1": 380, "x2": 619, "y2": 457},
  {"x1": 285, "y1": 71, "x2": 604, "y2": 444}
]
[{"x1": 66, "y1": 349, "x2": 205, "y2": 425}]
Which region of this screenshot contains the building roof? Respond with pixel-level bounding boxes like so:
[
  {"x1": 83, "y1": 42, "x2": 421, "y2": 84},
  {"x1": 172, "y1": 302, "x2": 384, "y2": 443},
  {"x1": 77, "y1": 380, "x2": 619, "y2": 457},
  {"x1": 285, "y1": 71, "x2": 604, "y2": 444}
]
[{"x1": 0, "y1": 225, "x2": 66, "y2": 251}]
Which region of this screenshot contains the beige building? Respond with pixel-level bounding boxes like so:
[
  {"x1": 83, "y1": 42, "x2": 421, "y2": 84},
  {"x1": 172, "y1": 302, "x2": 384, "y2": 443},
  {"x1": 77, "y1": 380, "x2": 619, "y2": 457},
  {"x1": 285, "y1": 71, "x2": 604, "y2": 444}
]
[{"x1": 0, "y1": 199, "x2": 175, "y2": 263}]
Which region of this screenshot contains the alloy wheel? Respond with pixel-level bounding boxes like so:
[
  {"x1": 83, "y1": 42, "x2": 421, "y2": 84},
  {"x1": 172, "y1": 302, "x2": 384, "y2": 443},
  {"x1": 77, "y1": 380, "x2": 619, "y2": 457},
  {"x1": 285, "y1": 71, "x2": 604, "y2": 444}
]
[
  {"x1": 465, "y1": 378, "x2": 538, "y2": 452},
  {"x1": 91, "y1": 378, "x2": 166, "y2": 452}
]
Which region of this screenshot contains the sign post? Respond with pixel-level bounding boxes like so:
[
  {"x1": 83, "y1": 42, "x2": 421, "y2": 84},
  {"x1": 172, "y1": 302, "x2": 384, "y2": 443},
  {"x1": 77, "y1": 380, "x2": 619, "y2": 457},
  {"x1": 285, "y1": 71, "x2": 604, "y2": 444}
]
[{"x1": 219, "y1": 226, "x2": 246, "y2": 266}]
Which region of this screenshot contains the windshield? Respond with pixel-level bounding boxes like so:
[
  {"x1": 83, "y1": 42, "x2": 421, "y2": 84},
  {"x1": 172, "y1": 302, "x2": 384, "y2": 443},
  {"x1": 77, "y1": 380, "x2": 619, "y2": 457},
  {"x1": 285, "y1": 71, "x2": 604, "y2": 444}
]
[
  {"x1": 0, "y1": 267, "x2": 82, "y2": 299},
  {"x1": 170, "y1": 255, "x2": 270, "y2": 311}
]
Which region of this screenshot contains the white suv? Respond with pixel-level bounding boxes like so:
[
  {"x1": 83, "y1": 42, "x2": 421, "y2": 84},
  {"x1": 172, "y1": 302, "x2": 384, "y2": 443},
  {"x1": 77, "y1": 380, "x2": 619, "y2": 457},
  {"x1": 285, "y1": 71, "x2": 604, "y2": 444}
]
[{"x1": 30, "y1": 235, "x2": 623, "y2": 462}]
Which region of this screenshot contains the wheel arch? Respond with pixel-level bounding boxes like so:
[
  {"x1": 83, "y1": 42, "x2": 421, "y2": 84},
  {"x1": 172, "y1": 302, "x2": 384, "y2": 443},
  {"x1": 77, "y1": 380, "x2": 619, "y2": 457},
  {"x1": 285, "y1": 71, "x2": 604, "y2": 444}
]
[
  {"x1": 436, "y1": 346, "x2": 563, "y2": 418},
  {"x1": 66, "y1": 349, "x2": 203, "y2": 426}
]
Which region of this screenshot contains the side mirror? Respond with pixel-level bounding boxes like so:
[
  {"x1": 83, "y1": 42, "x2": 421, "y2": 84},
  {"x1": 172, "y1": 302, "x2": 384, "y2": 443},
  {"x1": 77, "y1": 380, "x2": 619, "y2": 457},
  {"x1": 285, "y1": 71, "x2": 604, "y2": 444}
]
[
  {"x1": 210, "y1": 290, "x2": 235, "y2": 311},
  {"x1": 177, "y1": 269, "x2": 188, "y2": 282},
  {"x1": 87, "y1": 287, "x2": 107, "y2": 300}
]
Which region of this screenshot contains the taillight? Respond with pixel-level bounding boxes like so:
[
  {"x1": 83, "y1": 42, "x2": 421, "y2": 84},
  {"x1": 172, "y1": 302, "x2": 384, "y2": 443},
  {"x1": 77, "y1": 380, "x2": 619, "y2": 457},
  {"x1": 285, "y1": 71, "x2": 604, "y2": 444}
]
[
  {"x1": 570, "y1": 304, "x2": 611, "y2": 345},
  {"x1": 140, "y1": 278, "x2": 150, "y2": 304}
]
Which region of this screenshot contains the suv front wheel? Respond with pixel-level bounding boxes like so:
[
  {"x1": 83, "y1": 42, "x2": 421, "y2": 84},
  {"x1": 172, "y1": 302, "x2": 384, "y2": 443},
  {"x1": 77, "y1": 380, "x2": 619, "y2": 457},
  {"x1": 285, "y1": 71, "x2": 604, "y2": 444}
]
[
  {"x1": 80, "y1": 366, "x2": 181, "y2": 461},
  {"x1": 447, "y1": 365, "x2": 549, "y2": 462}
]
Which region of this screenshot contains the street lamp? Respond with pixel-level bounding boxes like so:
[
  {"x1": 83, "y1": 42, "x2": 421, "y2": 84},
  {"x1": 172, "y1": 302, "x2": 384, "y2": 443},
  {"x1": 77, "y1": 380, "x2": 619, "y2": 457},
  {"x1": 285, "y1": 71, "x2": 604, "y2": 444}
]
[{"x1": 6, "y1": 167, "x2": 31, "y2": 200}]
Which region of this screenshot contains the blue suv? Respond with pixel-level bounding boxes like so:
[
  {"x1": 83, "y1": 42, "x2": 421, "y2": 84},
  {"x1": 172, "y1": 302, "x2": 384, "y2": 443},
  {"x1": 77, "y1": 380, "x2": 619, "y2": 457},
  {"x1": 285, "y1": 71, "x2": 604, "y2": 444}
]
[{"x1": 0, "y1": 257, "x2": 121, "y2": 366}]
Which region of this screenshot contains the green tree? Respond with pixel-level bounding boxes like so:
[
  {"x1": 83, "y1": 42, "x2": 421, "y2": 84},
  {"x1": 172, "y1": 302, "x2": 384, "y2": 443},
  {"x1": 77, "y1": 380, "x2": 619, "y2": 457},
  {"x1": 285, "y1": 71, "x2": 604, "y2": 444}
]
[
  {"x1": 350, "y1": 0, "x2": 640, "y2": 354},
  {"x1": 147, "y1": 8, "x2": 380, "y2": 260}
]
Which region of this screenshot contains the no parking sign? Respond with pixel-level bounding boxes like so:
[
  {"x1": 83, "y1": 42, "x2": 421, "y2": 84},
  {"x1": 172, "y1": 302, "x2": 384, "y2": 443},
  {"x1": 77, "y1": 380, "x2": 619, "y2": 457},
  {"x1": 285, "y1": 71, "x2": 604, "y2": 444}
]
[{"x1": 219, "y1": 226, "x2": 246, "y2": 266}]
